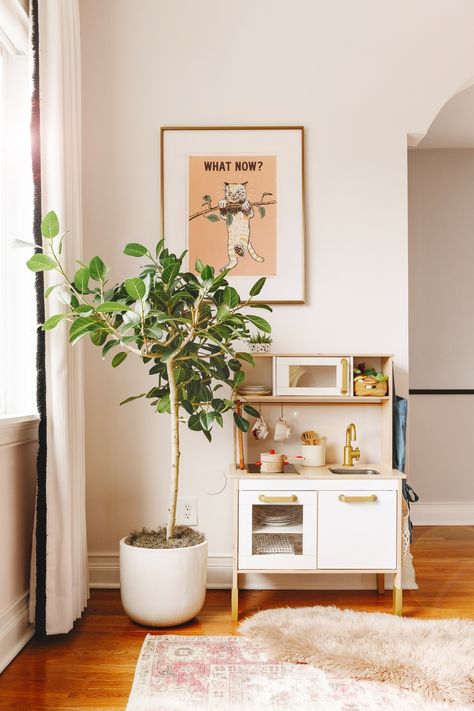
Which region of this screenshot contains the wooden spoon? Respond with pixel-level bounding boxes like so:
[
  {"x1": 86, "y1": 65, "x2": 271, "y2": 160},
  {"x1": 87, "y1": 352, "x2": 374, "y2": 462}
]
[{"x1": 302, "y1": 430, "x2": 318, "y2": 445}]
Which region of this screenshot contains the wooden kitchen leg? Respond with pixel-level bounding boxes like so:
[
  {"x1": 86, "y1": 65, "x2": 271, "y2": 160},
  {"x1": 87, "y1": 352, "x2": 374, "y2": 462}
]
[
  {"x1": 377, "y1": 574, "x2": 385, "y2": 594},
  {"x1": 231, "y1": 569, "x2": 239, "y2": 621},
  {"x1": 393, "y1": 571, "x2": 402, "y2": 616}
]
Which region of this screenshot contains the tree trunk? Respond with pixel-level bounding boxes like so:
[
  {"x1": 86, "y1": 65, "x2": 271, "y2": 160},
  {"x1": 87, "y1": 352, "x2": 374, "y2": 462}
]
[{"x1": 166, "y1": 360, "x2": 180, "y2": 540}]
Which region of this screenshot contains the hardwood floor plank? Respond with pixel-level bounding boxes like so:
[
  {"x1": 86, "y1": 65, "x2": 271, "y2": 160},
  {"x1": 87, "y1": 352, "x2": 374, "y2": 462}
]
[{"x1": 1, "y1": 525, "x2": 474, "y2": 709}]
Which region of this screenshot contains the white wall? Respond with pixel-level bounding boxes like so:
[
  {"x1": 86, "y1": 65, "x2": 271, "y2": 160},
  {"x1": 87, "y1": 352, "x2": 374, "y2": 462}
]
[
  {"x1": 0, "y1": 427, "x2": 36, "y2": 671},
  {"x1": 408, "y1": 149, "x2": 474, "y2": 522},
  {"x1": 79, "y1": 0, "x2": 474, "y2": 581}
]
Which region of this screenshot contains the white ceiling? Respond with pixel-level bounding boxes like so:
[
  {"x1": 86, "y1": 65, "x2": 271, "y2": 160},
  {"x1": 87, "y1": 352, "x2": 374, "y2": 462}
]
[{"x1": 417, "y1": 85, "x2": 474, "y2": 149}]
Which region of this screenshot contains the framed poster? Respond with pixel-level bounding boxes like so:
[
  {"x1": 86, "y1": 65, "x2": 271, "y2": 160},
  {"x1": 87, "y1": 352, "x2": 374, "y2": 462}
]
[{"x1": 160, "y1": 126, "x2": 305, "y2": 303}]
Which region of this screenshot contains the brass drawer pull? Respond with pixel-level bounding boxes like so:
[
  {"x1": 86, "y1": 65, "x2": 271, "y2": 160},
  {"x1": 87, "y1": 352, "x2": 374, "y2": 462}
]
[
  {"x1": 338, "y1": 494, "x2": 378, "y2": 503},
  {"x1": 340, "y1": 357, "x2": 349, "y2": 395},
  {"x1": 258, "y1": 495, "x2": 298, "y2": 504}
]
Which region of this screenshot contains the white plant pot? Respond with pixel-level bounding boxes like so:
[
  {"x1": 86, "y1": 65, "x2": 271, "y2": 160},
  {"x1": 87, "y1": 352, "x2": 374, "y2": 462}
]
[{"x1": 119, "y1": 537, "x2": 208, "y2": 627}]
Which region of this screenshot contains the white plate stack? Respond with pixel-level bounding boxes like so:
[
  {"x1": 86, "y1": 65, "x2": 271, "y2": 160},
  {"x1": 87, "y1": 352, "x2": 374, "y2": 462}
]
[
  {"x1": 257, "y1": 510, "x2": 296, "y2": 527},
  {"x1": 237, "y1": 385, "x2": 272, "y2": 397}
]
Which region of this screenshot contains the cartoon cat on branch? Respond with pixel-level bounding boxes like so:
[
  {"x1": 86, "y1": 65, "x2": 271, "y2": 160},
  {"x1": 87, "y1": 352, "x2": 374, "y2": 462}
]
[{"x1": 189, "y1": 183, "x2": 275, "y2": 272}]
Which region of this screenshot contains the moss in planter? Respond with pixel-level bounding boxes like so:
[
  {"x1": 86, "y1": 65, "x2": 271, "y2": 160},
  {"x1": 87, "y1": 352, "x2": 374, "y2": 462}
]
[{"x1": 125, "y1": 526, "x2": 205, "y2": 549}]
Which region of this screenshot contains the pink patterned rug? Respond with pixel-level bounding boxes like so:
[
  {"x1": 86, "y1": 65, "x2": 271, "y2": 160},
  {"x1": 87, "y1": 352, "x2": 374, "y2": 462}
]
[{"x1": 126, "y1": 635, "x2": 472, "y2": 711}]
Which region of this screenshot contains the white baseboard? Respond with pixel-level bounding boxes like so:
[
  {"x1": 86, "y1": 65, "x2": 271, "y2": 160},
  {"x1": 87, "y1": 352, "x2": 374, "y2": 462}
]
[
  {"x1": 0, "y1": 592, "x2": 34, "y2": 673},
  {"x1": 88, "y1": 554, "x2": 416, "y2": 591},
  {"x1": 411, "y1": 502, "x2": 474, "y2": 525}
]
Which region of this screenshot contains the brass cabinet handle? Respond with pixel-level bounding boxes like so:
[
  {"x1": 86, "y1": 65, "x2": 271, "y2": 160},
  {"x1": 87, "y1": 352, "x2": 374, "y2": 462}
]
[
  {"x1": 258, "y1": 495, "x2": 298, "y2": 503},
  {"x1": 338, "y1": 494, "x2": 378, "y2": 503},
  {"x1": 340, "y1": 357, "x2": 348, "y2": 395}
]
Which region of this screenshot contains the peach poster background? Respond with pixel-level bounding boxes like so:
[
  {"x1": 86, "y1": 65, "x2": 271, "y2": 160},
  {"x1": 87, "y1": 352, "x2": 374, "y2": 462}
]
[{"x1": 187, "y1": 155, "x2": 277, "y2": 276}]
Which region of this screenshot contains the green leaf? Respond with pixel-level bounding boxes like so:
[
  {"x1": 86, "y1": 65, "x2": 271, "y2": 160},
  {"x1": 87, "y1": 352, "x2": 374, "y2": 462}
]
[
  {"x1": 217, "y1": 303, "x2": 230, "y2": 321},
  {"x1": 223, "y1": 286, "x2": 240, "y2": 308},
  {"x1": 102, "y1": 339, "x2": 120, "y2": 357},
  {"x1": 201, "y1": 265, "x2": 214, "y2": 281},
  {"x1": 120, "y1": 393, "x2": 146, "y2": 405},
  {"x1": 202, "y1": 194, "x2": 211, "y2": 203},
  {"x1": 111, "y1": 352, "x2": 128, "y2": 368},
  {"x1": 124, "y1": 278, "x2": 146, "y2": 300},
  {"x1": 90, "y1": 330, "x2": 107, "y2": 346},
  {"x1": 233, "y1": 412, "x2": 250, "y2": 432},
  {"x1": 89, "y1": 256, "x2": 107, "y2": 281},
  {"x1": 200, "y1": 411, "x2": 214, "y2": 431},
  {"x1": 211, "y1": 398, "x2": 226, "y2": 412},
  {"x1": 245, "y1": 314, "x2": 271, "y2": 333},
  {"x1": 243, "y1": 404, "x2": 260, "y2": 418},
  {"x1": 162, "y1": 261, "x2": 180, "y2": 285},
  {"x1": 69, "y1": 317, "x2": 98, "y2": 344},
  {"x1": 156, "y1": 394, "x2": 170, "y2": 413},
  {"x1": 26, "y1": 254, "x2": 57, "y2": 272},
  {"x1": 155, "y1": 238, "x2": 165, "y2": 258},
  {"x1": 233, "y1": 370, "x2": 245, "y2": 387},
  {"x1": 214, "y1": 413, "x2": 224, "y2": 427},
  {"x1": 228, "y1": 359, "x2": 242, "y2": 372},
  {"x1": 74, "y1": 266, "x2": 90, "y2": 293},
  {"x1": 181, "y1": 400, "x2": 194, "y2": 416},
  {"x1": 41, "y1": 211, "x2": 60, "y2": 239},
  {"x1": 249, "y1": 277, "x2": 266, "y2": 297},
  {"x1": 42, "y1": 313, "x2": 67, "y2": 331},
  {"x1": 96, "y1": 301, "x2": 128, "y2": 313},
  {"x1": 195, "y1": 258, "x2": 205, "y2": 273},
  {"x1": 206, "y1": 214, "x2": 219, "y2": 223},
  {"x1": 226, "y1": 213, "x2": 233, "y2": 226},
  {"x1": 250, "y1": 303, "x2": 273, "y2": 311},
  {"x1": 44, "y1": 283, "x2": 61, "y2": 298},
  {"x1": 123, "y1": 243, "x2": 148, "y2": 257},
  {"x1": 236, "y1": 351, "x2": 254, "y2": 366},
  {"x1": 202, "y1": 429, "x2": 212, "y2": 442},
  {"x1": 258, "y1": 206, "x2": 266, "y2": 219},
  {"x1": 188, "y1": 413, "x2": 202, "y2": 431}
]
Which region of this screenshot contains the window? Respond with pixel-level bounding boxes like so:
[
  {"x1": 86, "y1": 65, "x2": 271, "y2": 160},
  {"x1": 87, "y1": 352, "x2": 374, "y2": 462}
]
[{"x1": 0, "y1": 21, "x2": 36, "y2": 416}]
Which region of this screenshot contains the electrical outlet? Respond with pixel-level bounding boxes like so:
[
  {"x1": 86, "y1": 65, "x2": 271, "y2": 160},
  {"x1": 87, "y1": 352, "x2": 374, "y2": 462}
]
[{"x1": 176, "y1": 496, "x2": 198, "y2": 526}]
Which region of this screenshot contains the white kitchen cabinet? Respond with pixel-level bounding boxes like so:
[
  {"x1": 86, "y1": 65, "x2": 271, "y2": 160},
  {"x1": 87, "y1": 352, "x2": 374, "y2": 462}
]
[
  {"x1": 238, "y1": 489, "x2": 317, "y2": 570},
  {"x1": 232, "y1": 473, "x2": 403, "y2": 620},
  {"x1": 317, "y1": 490, "x2": 397, "y2": 569}
]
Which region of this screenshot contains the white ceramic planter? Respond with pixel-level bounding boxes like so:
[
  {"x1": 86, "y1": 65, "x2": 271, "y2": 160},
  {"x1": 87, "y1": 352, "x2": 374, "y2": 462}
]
[{"x1": 119, "y1": 537, "x2": 208, "y2": 627}]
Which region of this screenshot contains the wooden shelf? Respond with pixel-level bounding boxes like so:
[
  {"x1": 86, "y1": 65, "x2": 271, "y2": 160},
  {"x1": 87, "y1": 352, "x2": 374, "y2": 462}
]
[
  {"x1": 237, "y1": 395, "x2": 390, "y2": 404},
  {"x1": 253, "y1": 524, "x2": 303, "y2": 534}
]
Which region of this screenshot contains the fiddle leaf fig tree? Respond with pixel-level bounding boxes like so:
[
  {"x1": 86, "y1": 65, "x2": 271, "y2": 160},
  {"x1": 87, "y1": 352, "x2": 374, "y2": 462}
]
[{"x1": 27, "y1": 211, "x2": 271, "y2": 541}]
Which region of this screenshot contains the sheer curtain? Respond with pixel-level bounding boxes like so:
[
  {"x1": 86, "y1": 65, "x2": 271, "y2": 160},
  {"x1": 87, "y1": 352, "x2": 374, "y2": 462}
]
[{"x1": 29, "y1": 0, "x2": 88, "y2": 635}]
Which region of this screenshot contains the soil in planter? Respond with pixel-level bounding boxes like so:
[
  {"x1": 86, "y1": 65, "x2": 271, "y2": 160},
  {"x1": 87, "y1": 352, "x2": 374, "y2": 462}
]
[{"x1": 125, "y1": 526, "x2": 205, "y2": 549}]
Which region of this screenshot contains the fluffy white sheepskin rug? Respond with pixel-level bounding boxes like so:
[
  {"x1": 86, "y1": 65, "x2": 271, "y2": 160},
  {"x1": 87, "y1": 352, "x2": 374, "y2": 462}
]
[{"x1": 240, "y1": 605, "x2": 474, "y2": 705}]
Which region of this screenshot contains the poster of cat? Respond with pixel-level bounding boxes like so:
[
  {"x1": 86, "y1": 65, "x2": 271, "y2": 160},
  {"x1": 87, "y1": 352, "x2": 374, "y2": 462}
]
[
  {"x1": 161, "y1": 127, "x2": 305, "y2": 303},
  {"x1": 187, "y1": 155, "x2": 277, "y2": 276}
]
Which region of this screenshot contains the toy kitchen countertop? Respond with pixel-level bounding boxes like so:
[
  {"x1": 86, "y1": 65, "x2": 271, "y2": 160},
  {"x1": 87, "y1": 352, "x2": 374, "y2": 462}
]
[{"x1": 230, "y1": 462, "x2": 406, "y2": 480}]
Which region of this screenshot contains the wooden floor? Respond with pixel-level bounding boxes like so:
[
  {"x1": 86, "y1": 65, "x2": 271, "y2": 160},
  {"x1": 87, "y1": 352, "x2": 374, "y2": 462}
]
[{"x1": 1, "y1": 525, "x2": 474, "y2": 710}]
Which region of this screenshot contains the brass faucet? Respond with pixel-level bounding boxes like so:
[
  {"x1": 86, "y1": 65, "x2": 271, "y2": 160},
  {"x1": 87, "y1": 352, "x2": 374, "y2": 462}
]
[{"x1": 343, "y1": 423, "x2": 360, "y2": 466}]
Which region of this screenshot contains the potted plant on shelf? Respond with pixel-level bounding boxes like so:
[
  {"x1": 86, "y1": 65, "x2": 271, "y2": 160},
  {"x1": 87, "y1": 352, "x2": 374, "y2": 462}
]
[
  {"x1": 27, "y1": 211, "x2": 271, "y2": 627},
  {"x1": 246, "y1": 331, "x2": 273, "y2": 353}
]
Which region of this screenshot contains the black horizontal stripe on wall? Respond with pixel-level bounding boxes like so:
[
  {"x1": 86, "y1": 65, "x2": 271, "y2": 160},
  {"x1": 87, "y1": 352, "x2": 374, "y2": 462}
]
[{"x1": 409, "y1": 389, "x2": 474, "y2": 395}]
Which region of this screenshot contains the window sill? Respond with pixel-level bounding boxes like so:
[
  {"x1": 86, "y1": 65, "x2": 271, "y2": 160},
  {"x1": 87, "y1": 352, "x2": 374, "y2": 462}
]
[{"x1": 0, "y1": 414, "x2": 39, "y2": 448}]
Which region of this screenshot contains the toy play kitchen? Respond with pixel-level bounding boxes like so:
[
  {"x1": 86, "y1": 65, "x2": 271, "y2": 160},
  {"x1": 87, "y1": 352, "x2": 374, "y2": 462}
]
[{"x1": 230, "y1": 353, "x2": 406, "y2": 621}]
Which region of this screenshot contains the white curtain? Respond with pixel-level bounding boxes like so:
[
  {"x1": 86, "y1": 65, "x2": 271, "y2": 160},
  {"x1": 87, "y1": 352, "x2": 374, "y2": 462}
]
[{"x1": 29, "y1": 0, "x2": 88, "y2": 634}]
